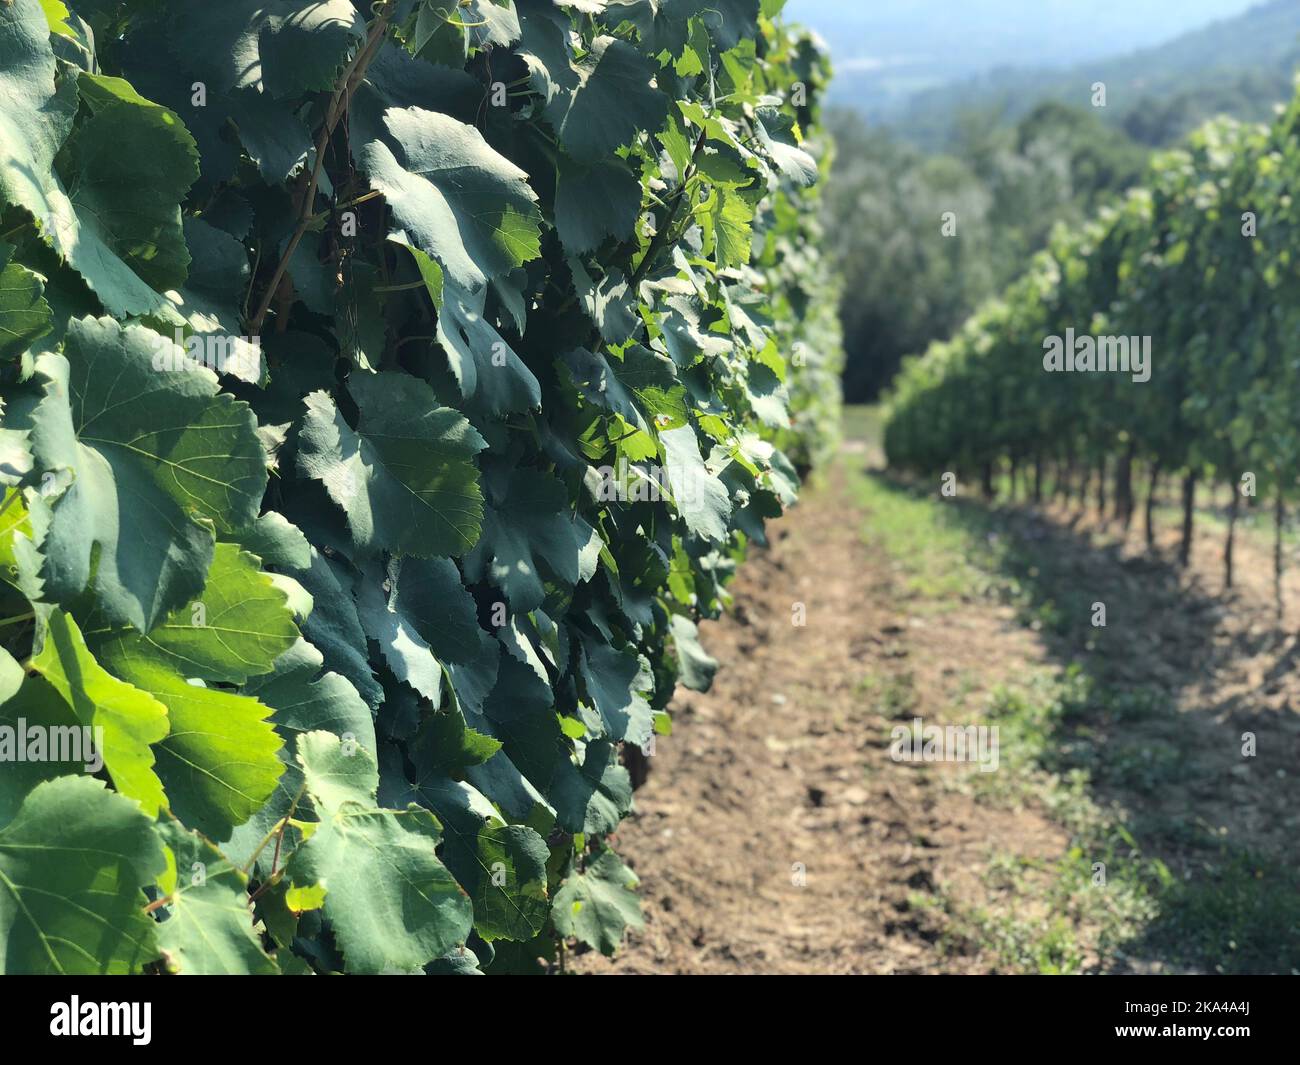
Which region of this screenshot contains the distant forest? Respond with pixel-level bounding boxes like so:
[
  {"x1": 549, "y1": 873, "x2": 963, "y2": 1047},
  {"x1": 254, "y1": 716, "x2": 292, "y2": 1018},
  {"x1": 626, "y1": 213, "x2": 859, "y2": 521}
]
[{"x1": 826, "y1": 0, "x2": 1300, "y2": 401}]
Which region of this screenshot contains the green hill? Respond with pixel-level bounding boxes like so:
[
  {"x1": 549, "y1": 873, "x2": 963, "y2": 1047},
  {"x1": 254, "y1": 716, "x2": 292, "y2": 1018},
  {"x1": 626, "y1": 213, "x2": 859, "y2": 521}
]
[{"x1": 887, "y1": 0, "x2": 1300, "y2": 148}]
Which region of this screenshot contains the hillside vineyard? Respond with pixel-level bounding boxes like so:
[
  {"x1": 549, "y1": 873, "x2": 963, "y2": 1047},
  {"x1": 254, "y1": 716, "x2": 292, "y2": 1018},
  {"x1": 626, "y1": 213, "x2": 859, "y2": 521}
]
[{"x1": 885, "y1": 105, "x2": 1300, "y2": 593}]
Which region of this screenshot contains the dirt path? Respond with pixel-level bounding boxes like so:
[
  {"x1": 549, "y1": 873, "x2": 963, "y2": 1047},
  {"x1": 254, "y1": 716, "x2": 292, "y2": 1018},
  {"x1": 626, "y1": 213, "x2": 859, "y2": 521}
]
[
  {"x1": 574, "y1": 461, "x2": 1068, "y2": 974},
  {"x1": 573, "y1": 428, "x2": 1300, "y2": 975}
]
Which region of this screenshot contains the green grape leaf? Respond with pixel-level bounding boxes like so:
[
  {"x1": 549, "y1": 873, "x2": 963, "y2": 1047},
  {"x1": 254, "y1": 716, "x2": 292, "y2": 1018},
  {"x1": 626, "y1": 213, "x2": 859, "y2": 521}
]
[
  {"x1": 396, "y1": 772, "x2": 549, "y2": 943},
  {"x1": 569, "y1": 260, "x2": 640, "y2": 345},
  {"x1": 564, "y1": 743, "x2": 634, "y2": 842},
  {"x1": 253, "y1": 639, "x2": 376, "y2": 744},
  {"x1": 21, "y1": 608, "x2": 170, "y2": 816},
  {"x1": 297, "y1": 373, "x2": 487, "y2": 558},
  {"x1": 0, "y1": 244, "x2": 52, "y2": 362},
  {"x1": 393, "y1": 235, "x2": 444, "y2": 309},
  {"x1": 427, "y1": 944, "x2": 483, "y2": 974},
  {"x1": 38, "y1": 0, "x2": 75, "y2": 39},
  {"x1": 6, "y1": 318, "x2": 266, "y2": 631},
  {"x1": 0, "y1": 3, "x2": 190, "y2": 319},
  {"x1": 412, "y1": 2, "x2": 468, "y2": 68},
  {"x1": 698, "y1": 183, "x2": 754, "y2": 269},
  {"x1": 0, "y1": 646, "x2": 25, "y2": 706},
  {"x1": 0, "y1": 648, "x2": 84, "y2": 828},
  {"x1": 467, "y1": 0, "x2": 521, "y2": 47},
  {"x1": 287, "y1": 733, "x2": 475, "y2": 972},
  {"x1": 227, "y1": 87, "x2": 316, "y2": 184},
  {"x1": 56, "y1": 73, "x2": 199, "y2": 295},
  {"x1": 484, "y1": 654, "x2": 631, "y2": 834},
  {"x1": 356, "y1": 551, "x2": 492, "y2": 705},
  {"x1": 356, "y1": 567, "x2": 444, "y2": 704},
  {"x1": 0, "y1": 484, "x2": 47, "y2": 603},
  {"x1": 436, "y1": 282, "x2": 541, "y2": 416},
  {"x1": 297, "y1": 729, "x2": 379, "y2": 815},
  {"x1": 411, "y1": 705, "x2": 502, "y2": 774},
  {"x1": 155, "y1": 821, "x2": 279, "y2": 975},
  {"x1": 0, "y1": 432, "x2": 33, "y2": 488},
  {"x1": 628, "y1": 0, "x2": 759, "y2": 54},
  {"x1": 562, "y1": 344, "x2": 687, "y2": 435},
  {"x1": 241, "y1": 511, "x2": 313, "y2": 571},
  {"x1": 290, "y1": 548, "x2": 384, "y2": 710},
  {"x1": 446, "y1": 626, "x2": 502, "y2": 720},
  {"x1": 143, "y1": 673, "x2": 284, "y2": 842},
  {"x1": 83, "y1": 549, "x2": 292, "y2": 840},
  {"x1": 286, "y1": 800, "x2": 474, "y2": 973},
  {"x1": 555, "y1": 158, "x2": 643, "y2": 256},
  {"x1": 0, "y1": 775, "x2": 166, "y2": 974},
  {"x1": 168, "y1": 218, "x2": 262, "y2": 385},
  {"x1": 755, "y1": 110, "x2": 818, "y2": 188},
  {"x1": 464, "y1": 466, "x2": 602, "y2": 612},
  {"x1": 385, "y1": 555, "x2": 486, "y2": 666},
  {"x1": 660, "y1": 424, "x2": 732, "y2": 541},
  {"x1": 552, "y1": 847, "x2": 643, "y2": 956},
  {"x1": 659, "y1": 294, "x2": 733, "y2": 366},
  {"x1": 83, "y1": 543, "x2": 300, "y2": 685},
  {"x1": 670, "y1": 612, "x2": 717, "y2": 691},
  {"x1": 578, "y1": 633, "x2": 654, "y2": 746},
  {"x1": 163, "y1": 0, "x2": 365, "y2": 99},
  {"x1": 359, "y1": 106, "x2": 543, "y2": 291},
  {"x1": 518, "y1": 16, "x2": 668, "y2": 163},
  {"x1": 224, "y1": 644, "x2": 376, "y2": 869}
]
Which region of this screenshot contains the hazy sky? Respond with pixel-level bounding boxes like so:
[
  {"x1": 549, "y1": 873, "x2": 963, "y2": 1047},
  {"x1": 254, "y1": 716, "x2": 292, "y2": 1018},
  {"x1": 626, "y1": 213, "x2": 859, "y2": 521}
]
[{"x1": 785, "y1": 0, "x2": 1267, "y2": 69}]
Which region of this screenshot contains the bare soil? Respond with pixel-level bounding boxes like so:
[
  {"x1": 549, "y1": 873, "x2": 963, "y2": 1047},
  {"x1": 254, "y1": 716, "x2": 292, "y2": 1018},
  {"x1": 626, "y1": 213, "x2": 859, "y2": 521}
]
[{"x1": 571, "y1": 441, "x2": 1300, "y2": 975}]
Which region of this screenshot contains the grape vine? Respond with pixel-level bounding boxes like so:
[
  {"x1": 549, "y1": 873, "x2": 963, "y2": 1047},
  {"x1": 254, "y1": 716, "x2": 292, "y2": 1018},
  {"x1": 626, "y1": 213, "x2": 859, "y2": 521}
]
[
  {"x1": 0, "y1": 0, "x2": 841, "y2": 974},
  {"x1": 885, "y1": 96, "x2": 1300, "y2": 599}
]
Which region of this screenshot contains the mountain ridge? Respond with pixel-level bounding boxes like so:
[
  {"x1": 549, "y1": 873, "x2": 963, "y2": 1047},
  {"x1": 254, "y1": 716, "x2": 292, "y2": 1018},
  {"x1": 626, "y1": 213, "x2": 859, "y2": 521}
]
[{"x1": 799, "y1": 0, "x2": 1300, "y2": 149}]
